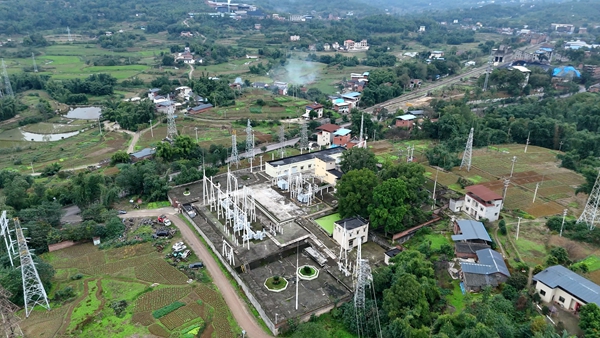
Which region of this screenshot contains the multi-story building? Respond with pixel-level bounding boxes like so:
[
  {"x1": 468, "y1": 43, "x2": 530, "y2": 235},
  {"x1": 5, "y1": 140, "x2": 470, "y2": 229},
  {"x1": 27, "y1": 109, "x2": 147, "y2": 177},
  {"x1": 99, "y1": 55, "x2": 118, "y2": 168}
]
[
  {"x1": 534, "y1": 265, "x2": 600, "y2": 311},
  {"x1": 333, "y1": 216, "x2": 369, "y2": 250},
  {"x1": 315, "y1": 123, "x2": 340, "y2": 147},
  {"x1": 450, "y1": 185, "x2": 503, "y2": 222}
]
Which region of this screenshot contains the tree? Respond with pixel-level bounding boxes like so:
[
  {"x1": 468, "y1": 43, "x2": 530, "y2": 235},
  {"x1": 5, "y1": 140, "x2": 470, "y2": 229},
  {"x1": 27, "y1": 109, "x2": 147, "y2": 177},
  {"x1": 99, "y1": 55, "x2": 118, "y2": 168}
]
[
  {"x1": 340, "y1": 147, "x2": 377, "y2": 173},
  {"x1": 19, "y1": 201, "x2": 63, "y2": 227},
  {"x1": 499, "y1": 219, "x2": 507, "y2": 235},
  {"x1": 580, "y1": 303, "x2": 600, "y2": 337},
  {"x1": 111, "y1": 150, "x2": 130, "y2": 165},
  {"x1": 162, "y1": 54, "x2": 175, "y2": 66},
  {"x1": 291, "y1": 322, "x2": 328, "y2": 338},
  {"x1": 41, "y1": 163, "x2": 61, "y2": 177},
  {"x1": 335, "y1": 169, "x2": 379, "y2": 219},
  {"x1": 369, "y1": 178, "x2": 409, "y2": 235}
]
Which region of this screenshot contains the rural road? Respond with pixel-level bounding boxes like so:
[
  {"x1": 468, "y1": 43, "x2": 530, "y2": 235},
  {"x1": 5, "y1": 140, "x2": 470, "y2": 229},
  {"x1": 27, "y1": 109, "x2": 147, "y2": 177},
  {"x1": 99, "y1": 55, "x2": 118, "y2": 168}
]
[
  {"x1": 120, "y1": 208, "x2": 272, "y2": 338},
  {"x1": 189, "y1": 64, "x2": 194, "y2": 80}
]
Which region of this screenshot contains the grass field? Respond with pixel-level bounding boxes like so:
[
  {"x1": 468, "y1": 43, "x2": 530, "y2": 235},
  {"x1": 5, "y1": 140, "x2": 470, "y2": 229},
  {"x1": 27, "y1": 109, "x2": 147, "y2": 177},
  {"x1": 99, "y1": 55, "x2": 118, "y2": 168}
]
[
  {"x1": 315, "y1": 213, "x2": 341, "y2": 235},
  {"x1": 22, "y1": 237, "x2": 240, "y2": 337}
]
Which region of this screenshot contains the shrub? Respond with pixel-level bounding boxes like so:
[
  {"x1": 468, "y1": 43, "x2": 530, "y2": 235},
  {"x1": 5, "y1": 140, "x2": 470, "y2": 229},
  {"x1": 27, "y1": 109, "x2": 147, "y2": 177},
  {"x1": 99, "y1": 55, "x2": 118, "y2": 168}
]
[
  {"x1": 110, "y1": 300, "x2": 128, "y2": 317},
  {"x1": 71, "y1": 273, "x2": 83, "y2": 280},
  {"x1": 273, "y1": 275, "x2": 281, "y2": 285},
  {"x1": 302, "y1": 266, "x2": 312, "y2": 275}
]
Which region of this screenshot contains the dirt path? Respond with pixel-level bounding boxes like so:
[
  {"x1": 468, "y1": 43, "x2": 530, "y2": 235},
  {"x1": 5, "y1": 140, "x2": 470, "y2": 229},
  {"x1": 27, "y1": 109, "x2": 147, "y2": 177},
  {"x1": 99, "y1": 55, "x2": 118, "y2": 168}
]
[
  {"x1": 189, "y1": 64, "x2": 194, "y2": 80},
  {"x1": 120, "y1": 209, "x2": 272, "y2": 338},
  {"x1": 127, "y1": 131, "x2": 141, "y2": 153},
  {"x1": 493, "y1": 227, "x2": 507, "y2": 258}
]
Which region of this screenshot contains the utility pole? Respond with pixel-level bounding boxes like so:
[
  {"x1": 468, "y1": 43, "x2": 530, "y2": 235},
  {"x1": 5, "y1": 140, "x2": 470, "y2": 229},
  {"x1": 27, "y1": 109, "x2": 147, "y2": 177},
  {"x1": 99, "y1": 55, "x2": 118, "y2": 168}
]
[
  {"x1": 516, "y1": 217, "x2": 522, "y2": 240},
  {"x1": 524, "y1": 131, "x2": 531, "y2": 153},
  {"x1": 32, "y1": 52, "x2": 38, "y2": 73},
  {"x1": 510, "y1": 156, "x2": 517, "y2": 178},
  {"x1": 503, "y1": 179, "x2": 510, "y2": 201},
  {"x1": 532, "y1": 182, "x2": 540, "y2": 203},
  {"x1": 295, "y1": 243, "x2": 299, "y2": 310},
  {"x1": 560, "y1": 209, "x2": 568, "y2": 237},
  {"x1": 432, "y1": 168, "x2": 439, "y2": 210}
]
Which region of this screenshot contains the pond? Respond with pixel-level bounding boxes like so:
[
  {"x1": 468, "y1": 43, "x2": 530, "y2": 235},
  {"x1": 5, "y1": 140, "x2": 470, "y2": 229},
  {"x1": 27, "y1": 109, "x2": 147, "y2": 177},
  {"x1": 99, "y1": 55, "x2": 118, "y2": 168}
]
[
  {"x1": 64, "y1": 107, "x2": 102, "y2": 120},
  {"x1": 0, "y1": 128, "x2": 81, "y2": 142}
]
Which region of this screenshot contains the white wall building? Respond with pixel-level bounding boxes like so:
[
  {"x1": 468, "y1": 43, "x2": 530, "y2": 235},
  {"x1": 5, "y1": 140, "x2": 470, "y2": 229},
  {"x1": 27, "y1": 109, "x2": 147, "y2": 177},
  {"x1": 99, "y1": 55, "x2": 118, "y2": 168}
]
[
  {"x1": 450, "y1": 185, "x2": 503, "y2": 222},
  {"x1": 533, "y1": 265, "x2": 600, "y2": 312},
  {"x1": 265, "y1": 147, "x2": 345, "y2": 178},
  {"x1": 333, "y1": 216, "x2": 369, "y2": 250},
  {"x1": 315, "y1": 124, "x2": 340, "y2": 147}
]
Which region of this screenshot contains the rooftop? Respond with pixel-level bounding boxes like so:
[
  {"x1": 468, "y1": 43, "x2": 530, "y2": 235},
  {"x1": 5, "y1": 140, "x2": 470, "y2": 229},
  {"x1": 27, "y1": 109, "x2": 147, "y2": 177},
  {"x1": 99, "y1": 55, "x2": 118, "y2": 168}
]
[
  {"x1": 327, "y1": 169, "x2": 343, "y2": 179},
  {"x1": 466, "y1": 185, "x2": 503, "y2": 201},
  {"x1": 454, "y1": 242, "x2": 491, "y2": 254},
  {"x1": 511, "y1": 65, "x2": 532, "y2": 73},
  {"x1": 316, "y1": 124, "x2": 341, "y2": 133},
  {"x1": 460, "y1": 249, "x2": 510, "y2": 277},
  {"x1": 341, "y1": 92, "x2": 361, "y2": 99},
  {"x1": 396, "y1": 114, "x2": 417, "y2": 121},
  {"x1": 188, "y1": 103, "x2": 214, "y2": 111},
  {"x1": 149, "y1": 88, "x2": 160, "y2": 93},
  {"x1": 267, "y1": 147, "x2": 344, "y2": 167},
  {"x1": 534, "y1": 265, "x2": 600, "y2": 306},
  {"x1": 307, "y1": 103, "x2": 323, "y2": 109},
  {"x1": 452, "y1": 219, "x2": 492, "y2": 242},
  {"x1": 385, "y1": 247, "x2": 402, "y2": 258},
  {"x1": 408, "y1": 110, "x2": 425, "y2": 116},
  {"x1": 333, "y1": 128, "x2": 351, "y2": 136},
  {"x1": 130, "y1": 148, "x2": 155, "y2": 159},
  {"x1": 335, "y1": 216, "x2": 369, "y2": 230}
]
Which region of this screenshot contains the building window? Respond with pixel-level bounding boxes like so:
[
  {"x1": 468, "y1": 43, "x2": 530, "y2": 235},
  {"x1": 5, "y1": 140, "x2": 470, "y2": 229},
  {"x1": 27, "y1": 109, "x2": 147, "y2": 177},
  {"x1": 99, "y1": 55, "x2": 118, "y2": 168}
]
[
  {"x1": 301, "y1": 166, "x2": 304, "y2": 170},
  {"x1": 559, "y1": 296, "x2": 565, "y2": 303},
  {"x1": 465, "y1": 207, "x2": 470, "y2": 211},
  {"x1": 308, "y1": 165, "x2": 312, "y2": 168},
  {"x1": 480, "y1": 207, "x2": 483, "y2": 211},
  {"x1": 540, "y1": 290, "x2": 546, "y2": 296},
  {"x1": 348, "y1": 239, "x2": 354, "y2": 247},
  {"x1": 494, "y1": 213, "x2": 498, "y2": 216}
]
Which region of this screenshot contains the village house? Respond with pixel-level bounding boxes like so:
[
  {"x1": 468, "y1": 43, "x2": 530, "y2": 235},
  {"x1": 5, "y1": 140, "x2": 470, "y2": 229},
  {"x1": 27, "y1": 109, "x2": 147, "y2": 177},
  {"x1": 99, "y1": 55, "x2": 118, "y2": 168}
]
[
  {"x1": 534, "y1": 265, "x2": 600, "y2": 311},
  {"x1": 331, "y1": 98, "x2": 350, "y2": 113},
  {"x1": 332, "y1": 128, "x2": 352, "y2": 148},
  {"x1": 147, "y1": 88, "x2": 160, "y2": 100},
  {"x1": 395, "y1": 114, "x2": 417, "y2": 129},
  {"x1": 340, "y1": 92, "x2": 361, "y2": 109},
  {"x1": 290, "y1": 35, "x2": 300, "y2": 41},
  {"x1": 343, "y1": 39, "x2": 369, "y2": 51},
  {"x1": 452, "y1": 219, "x2": 492, "y2": 259},
  {"x1": 175, "y1": 47, "x2": 196, "y2": 64},
  {"x1": 430, "y1": 50, "x2": 445, "y2": 59},
  {"x1": 304, "y1": 103, "x2": 324, "y2": 120},
  {"x1": 180, "y1": 31, "x2": 194, "y2": 37},
  {"x1": 315, "y1": 123, "x2": 340, "y2": 147},
  {"x1": 130, "y1": 148, "x2": 156, "y2": 163},
  {"x1": 273, "y1": 81, "x2": 288, "y2": 95},
  {"x1": 314, "y1": 154, "x2": 343, "y2": 187},
  {"x1": 332, "y1": 42, "x2": 340, "y2": 50},
  {"x1": 409, "y1": 79, "x2": 422, "y2": 89},
  {"x1": 384, "y1": 248, "x2": 402, "y2": 265},
  {"x1": 333, "y1": 216, "x2": 369, "y2": 250},
  {"x1": 460, "y1": 248, "x2": 510, "y2": 292},
  {"x1": 323, "y1": 43, "x2": 331, "y2": 51},
  {"x1": 155, "y1": 100, "x2": 176, "y2": 114},
  {"x1": 450, "y1": 185, "x2": 504, "y2": 222},
  {"x1": 187, "y1": 103, "x2": 214, "y2": 114}
]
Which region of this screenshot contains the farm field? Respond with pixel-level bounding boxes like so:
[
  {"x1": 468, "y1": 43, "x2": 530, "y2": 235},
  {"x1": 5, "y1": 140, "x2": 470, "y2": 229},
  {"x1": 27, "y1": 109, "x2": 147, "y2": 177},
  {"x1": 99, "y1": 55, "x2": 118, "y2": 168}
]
[
  {"x1": 22, "y1": 238, "x2": 239, "y2": 337},
  {"x1": 0, "y1": 127, "x2": 130, "y2": 172}
]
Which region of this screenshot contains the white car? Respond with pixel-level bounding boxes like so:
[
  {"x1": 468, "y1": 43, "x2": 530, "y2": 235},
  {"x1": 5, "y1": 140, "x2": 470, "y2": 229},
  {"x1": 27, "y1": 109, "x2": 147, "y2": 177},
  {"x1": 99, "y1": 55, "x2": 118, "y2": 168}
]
[
  {"x1": 181, "y1": 250, "x2": 191, "y2": 259},
  {"x1": 164, "y1": 219, "x2": 172, "y2": 226}
]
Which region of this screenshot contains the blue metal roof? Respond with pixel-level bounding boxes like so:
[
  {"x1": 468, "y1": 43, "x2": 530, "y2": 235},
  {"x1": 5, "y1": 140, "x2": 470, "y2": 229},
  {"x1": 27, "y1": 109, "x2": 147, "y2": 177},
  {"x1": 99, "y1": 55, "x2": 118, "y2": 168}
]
[
  {"x1": 461, "y1": 249, "x2": 510, "y2": 277},
  {"x1": 534, "y1": 265, "x2": 600, "y2": 306},
  {"x1": 341, "y1": 92, "x2": 361, "y2": 98},
  {"x1": 131, "y1": 148, "x2": 155, "y2": 159},
  {"x1": 553, "y1": 66, "x2": 581, "y2": 78},
  {"x1": 333, "y1": 128, "x2": 351, "y2": 136},
  {"x1": 452, "y1": 220, "x2": 492, "y2": 242}
]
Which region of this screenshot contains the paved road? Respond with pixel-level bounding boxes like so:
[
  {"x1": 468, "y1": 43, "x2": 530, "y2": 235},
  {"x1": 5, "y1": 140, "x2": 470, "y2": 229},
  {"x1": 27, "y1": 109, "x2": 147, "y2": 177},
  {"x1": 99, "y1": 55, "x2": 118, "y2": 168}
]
[{"x1": 120, "y1": 208, "x2": 272, "y2": 338}]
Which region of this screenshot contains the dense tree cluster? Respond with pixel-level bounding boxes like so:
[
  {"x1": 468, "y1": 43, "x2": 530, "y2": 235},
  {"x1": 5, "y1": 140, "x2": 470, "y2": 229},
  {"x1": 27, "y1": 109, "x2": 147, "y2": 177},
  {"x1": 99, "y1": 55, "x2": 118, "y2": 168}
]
[
  {"x1": 336, "y1": 147, "x2": 431, "y2": 234},
  {"x1": 45, "y1": 73, "x2": 117, "y2": 104}
]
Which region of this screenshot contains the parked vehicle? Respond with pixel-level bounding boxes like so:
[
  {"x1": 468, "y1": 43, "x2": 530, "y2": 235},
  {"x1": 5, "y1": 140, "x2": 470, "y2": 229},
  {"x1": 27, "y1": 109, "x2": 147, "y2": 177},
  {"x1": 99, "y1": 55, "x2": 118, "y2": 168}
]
[
  {"x1": 183, "y1": 204, "x2": 197, "y2": 218},
  {"x1": 181, "y1": 250, "x2": 191, "y2": 259},
  {"x1": 118, "y1": 210, "x2": 127, "y2": 214},
  {"x1": 163, "y1": 219, "x2": 172, "y2": 226},
  {"x1": 172, "y1": 242, "x2": 186, "y2": 252},
  {"x1": 158, "y1": 215, "x2": 168, "y2": 223},
  {"x1": 189, "y1": 262, "x2": 204, "y2": 269}
]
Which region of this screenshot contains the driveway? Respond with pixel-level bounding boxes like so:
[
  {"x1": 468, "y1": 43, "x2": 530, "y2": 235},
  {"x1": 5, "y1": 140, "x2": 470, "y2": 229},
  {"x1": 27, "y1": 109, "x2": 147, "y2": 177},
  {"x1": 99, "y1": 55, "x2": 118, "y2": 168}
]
[{"x1": 120, "y1": 208, "x2": 272, "y2": 338}]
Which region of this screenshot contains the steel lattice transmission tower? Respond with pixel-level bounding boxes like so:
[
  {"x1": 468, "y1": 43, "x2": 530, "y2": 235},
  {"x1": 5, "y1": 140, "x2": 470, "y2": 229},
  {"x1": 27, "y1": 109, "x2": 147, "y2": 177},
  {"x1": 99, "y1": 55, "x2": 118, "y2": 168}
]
[
  {"x1": 166, "y1": 104, "x2": 177, "y2": 140},
  {"x1": 1, "y1": 60, "x2": 13, "y2": 98},
  {"x1": 231, "y1": 130, "x2": 239, "y2": 167},
  {"x1": 245, "y1": 119, "x2": 254, "y2": 159},
  {"x1": 13, "y1": 218, "x2": 51, "y2": 317},
  {"x1": 299, "y1": 122, "x2": 309, "y2": 151},
  {"x1": 32, "y1": 53, "x2": 38, "y2": 73},
  {"x1": 354, "y1": 245, "x2": 372, "y2": 310},
  {"x1": 460, "y1": 128, "x2": 474, "y2": 172},
  {"x1": 0, "y1": 286, "x2": 23, "y2": 338},
  {"x1": 577, "y1": 170, "x2": 600, "y2": 230}
]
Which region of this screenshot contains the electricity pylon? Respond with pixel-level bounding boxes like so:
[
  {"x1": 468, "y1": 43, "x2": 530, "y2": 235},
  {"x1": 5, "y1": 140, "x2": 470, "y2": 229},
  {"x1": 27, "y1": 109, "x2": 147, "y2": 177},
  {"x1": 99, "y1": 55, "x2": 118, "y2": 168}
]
[{"x1": 460, "y1": 128, "x2": 474, "y2": 171}]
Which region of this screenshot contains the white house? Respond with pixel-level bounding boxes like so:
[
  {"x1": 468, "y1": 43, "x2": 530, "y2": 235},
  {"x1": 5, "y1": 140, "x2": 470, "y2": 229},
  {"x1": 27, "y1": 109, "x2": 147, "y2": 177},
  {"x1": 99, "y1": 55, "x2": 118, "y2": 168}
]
[
  {"x1": 290, "y1": 35, "x2": 300, "y2": 41},
  {"x1": 304, "y1": 103, "x2": 324, "y2": 120},
  {"x1": 315, "y1": 123, "x2": 340, "y2": 147},
  {"x1": 384, "y1": 248, "x2": 402, "y2": 265},
  {"x1": 450, "y1": 185, "x2": 503, "y2": 222},
  {"x1": 333, "y1": 216, "x2": 369, "y2": 250},
  {"x1": 533, "y1": 265, "x2": 600, "y2": 312}
]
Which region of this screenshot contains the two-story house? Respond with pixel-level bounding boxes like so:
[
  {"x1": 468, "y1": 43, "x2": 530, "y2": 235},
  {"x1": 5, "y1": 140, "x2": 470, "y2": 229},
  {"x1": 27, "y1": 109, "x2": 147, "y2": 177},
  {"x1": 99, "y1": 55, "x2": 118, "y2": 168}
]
[
  {"x1": 333, "y1": 216, "x2": 369, "y2": 250},
  {"x1": 315, "y1": 124, "x2": 340, "y2": 147},
  {"x1": 450, "y1": 185, "x2": 503, "y2": 222},
  {"x1": 304, "y1": 103, "x2": 324, "y2": 119}
]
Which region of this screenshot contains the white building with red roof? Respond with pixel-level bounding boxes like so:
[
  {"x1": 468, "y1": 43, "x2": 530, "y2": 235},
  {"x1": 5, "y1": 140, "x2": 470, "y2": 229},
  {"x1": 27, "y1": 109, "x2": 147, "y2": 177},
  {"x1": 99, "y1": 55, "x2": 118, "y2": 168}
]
[{"x1": 449, "y1": 184, "x2": 504, "y2": 222}]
